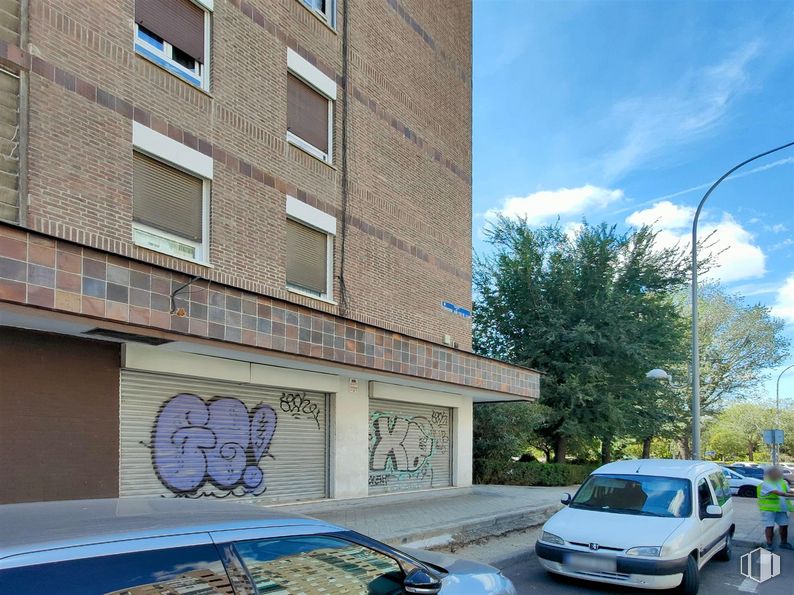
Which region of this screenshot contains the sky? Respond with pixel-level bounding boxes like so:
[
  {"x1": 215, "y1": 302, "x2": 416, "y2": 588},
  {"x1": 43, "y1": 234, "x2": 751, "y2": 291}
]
[{"x1": 473, "y1": 0, "x2": 794, "y2": 401}]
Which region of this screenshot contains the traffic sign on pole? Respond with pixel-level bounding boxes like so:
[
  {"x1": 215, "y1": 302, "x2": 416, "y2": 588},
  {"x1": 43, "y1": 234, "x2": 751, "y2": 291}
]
[{"x1": 764, "y1": 429, "x2": 784, "y2": 446}]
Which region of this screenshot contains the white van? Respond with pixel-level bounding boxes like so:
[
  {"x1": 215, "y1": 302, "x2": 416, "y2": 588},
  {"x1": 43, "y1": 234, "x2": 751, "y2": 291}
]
[{"x1": 536, "y1": 460, "x2": 734, "y2": 594}]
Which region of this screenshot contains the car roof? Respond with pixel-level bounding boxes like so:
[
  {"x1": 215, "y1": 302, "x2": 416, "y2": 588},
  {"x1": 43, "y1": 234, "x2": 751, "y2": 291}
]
[
  {"x1": 0, "y1": 497, "x2": 342, "y2": 561},
  {"x1": 593, "y1": 459, "x2": 720, "y2": 480}
]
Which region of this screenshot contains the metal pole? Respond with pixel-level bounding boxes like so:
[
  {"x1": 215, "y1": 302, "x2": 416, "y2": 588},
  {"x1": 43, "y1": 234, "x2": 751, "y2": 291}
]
[
  {"x1": 774, "y1": 364, "x2": 794, "y2": 465},
  {"x1": 690, "y1": 141, "x2": 794, "y2": 461}
]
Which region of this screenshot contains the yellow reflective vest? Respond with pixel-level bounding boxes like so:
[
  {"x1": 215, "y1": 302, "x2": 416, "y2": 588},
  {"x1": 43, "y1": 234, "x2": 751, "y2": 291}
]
[{"x1": 758, "y1": 479, "x2": 794, "y2": 512}]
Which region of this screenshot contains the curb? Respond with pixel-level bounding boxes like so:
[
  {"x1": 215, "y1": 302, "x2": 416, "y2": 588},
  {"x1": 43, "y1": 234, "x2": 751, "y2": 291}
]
[
  {"x1": 490, "y1": 547, "x2": 537, "y2": 570},
  {"x1": 394, "y1": 503, "x2": 562, "y2": 550}
]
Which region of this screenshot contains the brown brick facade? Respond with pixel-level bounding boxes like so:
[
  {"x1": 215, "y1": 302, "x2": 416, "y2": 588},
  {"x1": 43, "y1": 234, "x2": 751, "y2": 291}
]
[
  {"x1": 0, "y1": 1, "x2": 536, "y2": 398},
  {"x1": 11, "y1": 0, "x2": 473, "y2": 350}
]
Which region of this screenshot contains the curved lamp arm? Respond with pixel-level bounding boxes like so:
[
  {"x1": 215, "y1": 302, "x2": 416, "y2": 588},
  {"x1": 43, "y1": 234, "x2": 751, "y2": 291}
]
[{"x1": 690, "y1": 140, "x2": 794, "y2": 460}]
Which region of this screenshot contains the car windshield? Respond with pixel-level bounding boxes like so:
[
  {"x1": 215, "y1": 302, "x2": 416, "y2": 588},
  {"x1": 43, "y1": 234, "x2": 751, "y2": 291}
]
[{"x1": 571, "y1": 474, "x2": 691, "y2": 518}]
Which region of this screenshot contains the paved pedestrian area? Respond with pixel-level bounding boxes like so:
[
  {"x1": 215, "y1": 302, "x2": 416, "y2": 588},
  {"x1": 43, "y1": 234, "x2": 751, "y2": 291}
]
[
  {"x1": 734, "y1": 496, "x2": 771, "y2": 546},
  {"x1": 277, "y1": 485, "x2": 573, "y2": 547}
]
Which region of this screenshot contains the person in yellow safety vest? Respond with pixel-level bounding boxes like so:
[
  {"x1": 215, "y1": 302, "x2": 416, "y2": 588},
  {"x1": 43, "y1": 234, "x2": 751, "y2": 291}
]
[{"x1": 758, "y1": 466, "x2": 794, "y2": 551}]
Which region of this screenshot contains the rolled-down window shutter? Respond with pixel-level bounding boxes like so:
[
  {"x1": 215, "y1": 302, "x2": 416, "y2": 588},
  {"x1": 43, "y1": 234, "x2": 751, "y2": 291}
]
[
  {"x1": 133, "y1": 152, "x2": 204, "y2": 242},
  {"x1": 136, "y1": 0, "x2": 205, "y2": 63},
  {"x1": 287, "y1": 74, "x2": 330, "y2": 154},
  {"x1": 286, "y1": 218, "x2": 328, "y2": 295}
]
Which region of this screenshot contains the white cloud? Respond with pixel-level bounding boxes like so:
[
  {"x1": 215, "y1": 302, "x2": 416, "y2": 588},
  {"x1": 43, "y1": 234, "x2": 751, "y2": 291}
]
[
  {"x1": 563, "y1": 221, "x2": 584, "y2": 241},
  {"x1": 771, "y1": 238, "x2": 794, "y2": 251},
  {"x1": 626, "y1": 202, "x2": 766, "y2": 283},
  {"x1": 600, "y1": 41, "x2": 761, "y2": 180},
  {"x1": 770, "y1": 223, "x2": 788, "y2": 233},
  {"x1": 772, "y1": 275, "x2": 794, "y2": 324},
  {"x1": 626, "y1": 200, "x2": 695, "y2": 229},
  {"x1": 485, "y1": 185, "x2": 624, "y2": 224}
]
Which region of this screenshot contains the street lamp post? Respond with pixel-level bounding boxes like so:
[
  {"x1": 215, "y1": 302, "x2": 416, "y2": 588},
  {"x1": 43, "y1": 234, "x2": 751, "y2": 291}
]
[
  {"x1": 773, "y1": 364, "x2": 794, "y2": 465},
  {"x1": 690, "y1": 141, "x2": 794, "y2": 460}
]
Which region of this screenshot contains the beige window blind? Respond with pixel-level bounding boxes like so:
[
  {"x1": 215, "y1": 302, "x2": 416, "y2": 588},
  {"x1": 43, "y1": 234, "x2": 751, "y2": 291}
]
[
  {"x1": 286, "y1": 218, "x2": 328, "y2": 295},
  {"x1": 133, "y1": 152, "x2": 204, "y2": 242},
  {"x1": 135, "y1": 0, "x2": 205, "y2": 63},
  {"x1": 287, "y1": 74, "x2": 330, "y2": 154}
]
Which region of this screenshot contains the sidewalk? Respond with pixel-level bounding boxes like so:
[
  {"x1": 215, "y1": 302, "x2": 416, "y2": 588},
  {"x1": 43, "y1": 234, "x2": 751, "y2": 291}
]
[
  {"x1": 733, "y1": 496, "x2": 768, "y2": 546},
  {"x1": 278, "y1": 485, "x2": 571, "y2": 549}
]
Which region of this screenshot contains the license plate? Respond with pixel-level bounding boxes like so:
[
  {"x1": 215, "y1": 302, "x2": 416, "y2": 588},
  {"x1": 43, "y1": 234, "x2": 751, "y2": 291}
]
[{"x1": 564, "y1": 553, "x2": 617, "y2": 573}]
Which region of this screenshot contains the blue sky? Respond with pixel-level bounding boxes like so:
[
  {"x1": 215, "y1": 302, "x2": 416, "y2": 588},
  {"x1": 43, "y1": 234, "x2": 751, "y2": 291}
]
[{"x1": 473, "y1": 0, "x2": 794, "y2": 400}]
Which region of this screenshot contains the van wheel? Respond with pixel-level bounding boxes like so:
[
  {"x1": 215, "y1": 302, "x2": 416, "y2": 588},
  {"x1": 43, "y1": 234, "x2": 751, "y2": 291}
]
[
  {"x1": 716, "y1": 533, "x2": 732, "y2": 561},
  {"x1": 678, "y1": 555, "x2": 699, "y2": 595},
  {"x1": 738, "y1": 486, "x2": 756, "y2": 498}
]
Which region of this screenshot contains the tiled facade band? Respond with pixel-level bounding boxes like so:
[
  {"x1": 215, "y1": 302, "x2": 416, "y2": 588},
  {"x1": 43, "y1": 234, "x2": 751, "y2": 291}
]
[{"x1": 0, "y1": 224, "x2": 539, "y2": 398}]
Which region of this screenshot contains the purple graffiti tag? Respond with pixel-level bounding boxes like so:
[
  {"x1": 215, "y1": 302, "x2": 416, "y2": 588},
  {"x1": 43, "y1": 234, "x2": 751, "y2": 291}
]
[
  {"x1": 152, "y1": 394, "x2": 216, "y2": 493},
  {"x1": 152, "y1": 394, "x2": 277, "y2": 497},
  {"x1": 204, "y1": 398, "x2": 251, "y2": 490}
]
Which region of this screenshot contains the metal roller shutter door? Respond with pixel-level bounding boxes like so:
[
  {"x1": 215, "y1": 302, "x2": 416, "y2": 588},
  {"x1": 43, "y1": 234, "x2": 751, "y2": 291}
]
[
  {"x1": 120, "y1": 370, "x2": 328, "y2": 503},
  {"x1": 368, "y1": 398, "x2": 452, "y2": 494}
]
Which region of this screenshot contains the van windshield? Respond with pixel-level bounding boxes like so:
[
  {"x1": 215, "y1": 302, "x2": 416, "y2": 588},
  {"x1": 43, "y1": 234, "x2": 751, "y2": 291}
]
[{"x1": 571, "y1": 474, "x2": 692, "y2": 518}]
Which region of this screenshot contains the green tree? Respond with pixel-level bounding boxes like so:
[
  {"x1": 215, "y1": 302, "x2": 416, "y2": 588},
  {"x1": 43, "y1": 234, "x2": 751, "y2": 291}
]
[
  {"x1": 705, "y1": 403, "x2": 774, "y2": 461},
  {"x1": 474, "y1": 219, "x2": 690, "y2": 462},
  {"x1": 669, "y1": 286, "x2": 790, "y2": 456},
  {"x1": 473, "y1": 402, "x2": 550, "y2": 462}
]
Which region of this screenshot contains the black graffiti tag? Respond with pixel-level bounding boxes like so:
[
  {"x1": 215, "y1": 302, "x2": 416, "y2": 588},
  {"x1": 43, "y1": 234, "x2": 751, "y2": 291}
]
[
  {"x1": 431, "y1": 409, "x2": 449, "y2": 427},
  {"x1": 279, "y1": 392, "x2": 321, "y2": 429}
]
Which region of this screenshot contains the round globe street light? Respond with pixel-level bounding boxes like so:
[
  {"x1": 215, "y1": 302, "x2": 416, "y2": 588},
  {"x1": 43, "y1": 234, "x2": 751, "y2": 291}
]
[
  {"x1": 772, "y1": 364, "x2": 794, "y2": 465},
  {"x1": 646, "y1": 368, "x2": 673, "y2": 382},
  {"x1": 690, "y1": 141, "x2": 794, "y2": 460}
]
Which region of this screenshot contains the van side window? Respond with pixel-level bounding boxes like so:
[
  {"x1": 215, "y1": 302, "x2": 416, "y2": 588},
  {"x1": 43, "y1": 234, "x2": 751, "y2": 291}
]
[
  {"x1": 708, "y1": 471, "x2": 731, "y2": 506},
  {"x1": 0, "y1": 545, "x2": 233, "y2": 595},
  {"x1": 697, "y1": 478, "x2": 715, "y2": 518}
]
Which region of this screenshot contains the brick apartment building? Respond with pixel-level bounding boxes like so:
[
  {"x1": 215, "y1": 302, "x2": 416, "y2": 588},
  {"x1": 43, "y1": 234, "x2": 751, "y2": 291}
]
[{"x1": 0, "y1": 0, "x2": 539, "y2": 505}]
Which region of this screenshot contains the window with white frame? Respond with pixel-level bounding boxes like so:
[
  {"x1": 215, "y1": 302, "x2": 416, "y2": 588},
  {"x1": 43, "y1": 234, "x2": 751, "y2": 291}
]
[
  {"x1": 287, "y1": 48, "x2": 336, "y2": 163},
  {"x1": 134, "y1": 0, "x2": 212, "y2": 90},
  {"x1": 300, "y1": 0, "x2": 335, "y2": 27},
  {"x1": 132, "y1": 122, "x2": 212, "y2": 263},
  {"x1": 285, "y1": 196, "x2": 335, "y2": 300}
]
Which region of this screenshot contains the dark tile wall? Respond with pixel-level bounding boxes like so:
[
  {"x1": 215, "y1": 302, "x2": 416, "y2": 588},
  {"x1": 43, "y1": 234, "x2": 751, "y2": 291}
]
[{"x1": 0, "y1": 224, "x2": 540, "y2": 398}]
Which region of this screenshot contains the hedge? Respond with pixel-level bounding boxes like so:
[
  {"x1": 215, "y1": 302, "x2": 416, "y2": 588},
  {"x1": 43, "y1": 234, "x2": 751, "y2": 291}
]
[{"x1": 474, "y1": 459, "x2": 597, "y2": 486}]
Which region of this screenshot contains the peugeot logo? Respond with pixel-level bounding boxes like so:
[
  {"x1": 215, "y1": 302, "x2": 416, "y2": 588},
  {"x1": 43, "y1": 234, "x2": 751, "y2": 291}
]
[{"x1": 589, "y1": 543, "x2": 600, "y2": 551}]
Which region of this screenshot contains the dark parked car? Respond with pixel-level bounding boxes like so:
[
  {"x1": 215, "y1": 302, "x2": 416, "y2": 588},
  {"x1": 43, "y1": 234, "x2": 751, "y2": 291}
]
[
  {"x1": 0, "y1": 498, "x2": 516, "y2": 595},
  {"x1": 725, "y1": 465, "x2": 764, "y2": 480}
]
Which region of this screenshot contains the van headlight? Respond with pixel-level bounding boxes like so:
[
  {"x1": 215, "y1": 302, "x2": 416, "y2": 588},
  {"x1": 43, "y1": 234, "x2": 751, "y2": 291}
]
[
  {"x1": 541, "y1": 531, "x2": 565, "y2": 545},
  {"x1": 625, "y1": 546, "x2": 661, "y2": 557}
]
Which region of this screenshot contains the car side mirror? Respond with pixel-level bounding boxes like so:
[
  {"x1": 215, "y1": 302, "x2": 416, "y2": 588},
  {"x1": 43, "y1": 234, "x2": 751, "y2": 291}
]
[
  {"x1": 561, "y1": 493, "x2": 572, "y2": 506},
  {"x1": 703, "y1": 504, "x2": 723, "y2": 519},
  {"x1": 404, "y1": 567, "x2": 442, "y2": 594}
]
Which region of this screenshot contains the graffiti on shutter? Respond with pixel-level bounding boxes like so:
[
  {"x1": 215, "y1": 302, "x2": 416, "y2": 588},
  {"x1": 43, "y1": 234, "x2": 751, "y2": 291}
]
[
  {"x1": 151, "y1": 394, "x2": 278, "y2": 497},
  {"x1": 121, "y1": 371, "x2": 328, "y2": 503},
  {"x1": 368, "y1": 402, "x2": 451, "y2": 492}
]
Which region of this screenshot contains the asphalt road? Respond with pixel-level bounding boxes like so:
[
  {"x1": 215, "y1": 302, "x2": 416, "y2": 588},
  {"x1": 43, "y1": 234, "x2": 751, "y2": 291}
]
[{"x1": 500, "y1": 545, "x2": 794, "y2": 594}]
